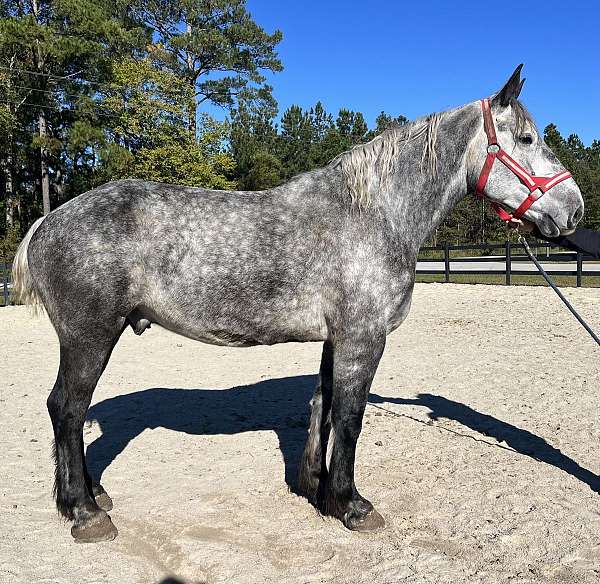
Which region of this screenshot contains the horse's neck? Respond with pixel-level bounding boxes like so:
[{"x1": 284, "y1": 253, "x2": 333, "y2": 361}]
[{"x1": 385, "y1": 103, "x2": 480, "y2": 249}]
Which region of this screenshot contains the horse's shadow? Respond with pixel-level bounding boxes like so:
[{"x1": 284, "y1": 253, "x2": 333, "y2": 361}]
[
  {"x1": 86, "y1": 376, "x2": 315, "y2": 489},
  {"x1": 86, "y1": 375, "x2": 600, "y2": 495}
]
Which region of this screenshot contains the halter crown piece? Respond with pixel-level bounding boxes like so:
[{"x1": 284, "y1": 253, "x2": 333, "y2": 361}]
[{"x1": 475, "y1": 98, "x2": 572, "y2": 222}]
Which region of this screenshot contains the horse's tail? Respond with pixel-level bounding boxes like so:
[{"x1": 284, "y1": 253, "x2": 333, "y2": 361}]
[{"x1": 12, "y1": 217, "x2": 46, "y2": 309}]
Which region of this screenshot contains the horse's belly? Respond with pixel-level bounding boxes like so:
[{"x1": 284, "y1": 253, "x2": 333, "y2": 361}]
[
  {"x1": 172, "y1": 322, "x2": 327, "y2": 347},
  {"x1": 183, "y1": 328, "x2": 323, "y2": 347},
  {"x1": 150, "y1": 302, "x2": 328, "y2": 347}
]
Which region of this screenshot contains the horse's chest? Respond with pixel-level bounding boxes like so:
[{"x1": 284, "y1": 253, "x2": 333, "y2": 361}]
[{"x1": 384, "y1": 280, "x2": 415, "y2": 334}]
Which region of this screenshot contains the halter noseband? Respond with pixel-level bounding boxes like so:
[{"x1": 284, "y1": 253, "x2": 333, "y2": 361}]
[{"x1": 475, "y1": 98, "x2": 572, "y2": 222}]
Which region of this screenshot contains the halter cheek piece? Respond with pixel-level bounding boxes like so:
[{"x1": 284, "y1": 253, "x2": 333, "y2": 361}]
[{"x1": 475, "y1": 98, "x2": 572, "y2": 222}]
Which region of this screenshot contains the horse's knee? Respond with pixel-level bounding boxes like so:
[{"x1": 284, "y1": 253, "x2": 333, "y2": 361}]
[{"x1": 46, "y1": 382, "x2": 63, "y2": 421}]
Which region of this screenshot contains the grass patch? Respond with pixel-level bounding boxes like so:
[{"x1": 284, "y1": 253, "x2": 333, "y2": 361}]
[{"x1": 416, "y1": 273, "x2": 600, "y2": 287}]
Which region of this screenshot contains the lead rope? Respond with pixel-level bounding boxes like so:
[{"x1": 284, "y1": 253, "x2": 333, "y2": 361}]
[{"x1": 519, "y1": 235, "x2": 600, "y2": 347}]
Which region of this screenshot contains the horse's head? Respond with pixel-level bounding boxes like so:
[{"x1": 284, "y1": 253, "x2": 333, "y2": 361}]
[{"x1": 469, "y1": 65, "x2": 584, "y2": 237}]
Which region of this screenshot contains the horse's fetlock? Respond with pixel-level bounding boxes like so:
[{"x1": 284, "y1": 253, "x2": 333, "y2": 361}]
[
  {"x1": 72, "y1": 504, "x2": 105, "y2": 528},
  {"x1": 320, "y1": 482, "x2": 351, "y2": 519},
  {"x1": 54, "y1": 491, "x2": 76, "y2": 521}
]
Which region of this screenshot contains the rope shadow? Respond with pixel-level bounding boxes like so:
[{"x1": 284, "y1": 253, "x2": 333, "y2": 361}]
[{"x1": 370, "y1": 392, "x2": 600, "y2": 493}]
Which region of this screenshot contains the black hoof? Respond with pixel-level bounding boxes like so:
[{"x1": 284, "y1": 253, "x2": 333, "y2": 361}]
[
  {"x1": 71, "y1": 512, "x2": 118, "y2": 543},
  {"x1": 324, "y1": 494, "x2": 386, "y2": 533},
  {"x1": 344, "y1": 508, "x2": 386, "y2": 532}
]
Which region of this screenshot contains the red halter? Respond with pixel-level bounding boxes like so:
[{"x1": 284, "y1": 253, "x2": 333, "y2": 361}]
[{"x1": 475, "y1": 98, "x2": 572, "y2": 222}]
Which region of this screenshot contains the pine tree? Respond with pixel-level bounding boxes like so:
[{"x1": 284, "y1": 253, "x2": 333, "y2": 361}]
[
  {"x1": 229, "y1": 100, "x2": 280, "y2": 189},
  {"x1": 279, "y1": 105, "x2": 313, "y2": 178},
  {"x1": 133, "y1": 0, "x2": 282, "y2": 138}
]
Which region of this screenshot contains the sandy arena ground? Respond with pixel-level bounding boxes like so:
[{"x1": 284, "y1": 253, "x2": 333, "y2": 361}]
[{"x1": 1, "y1": 283, "x2": 599, "y2": 584}]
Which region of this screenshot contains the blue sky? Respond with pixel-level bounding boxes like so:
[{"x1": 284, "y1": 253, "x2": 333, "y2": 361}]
[{"x1": 239, "y1": 0, "x2": 599, "y2": 144}]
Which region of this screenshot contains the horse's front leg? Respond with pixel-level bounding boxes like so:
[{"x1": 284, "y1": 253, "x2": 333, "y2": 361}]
[{"x1": 321, "y1": 328, "x2": 386, "y2": 531}]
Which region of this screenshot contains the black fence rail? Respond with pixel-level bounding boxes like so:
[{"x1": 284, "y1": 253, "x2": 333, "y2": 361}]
[{"x1": 417, "y1": 241, "x2": 598, "y2": 286}]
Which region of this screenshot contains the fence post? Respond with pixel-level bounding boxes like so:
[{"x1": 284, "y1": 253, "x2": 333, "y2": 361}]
[
  {"x1": 505, "y1": 241, "x2": 511, "y2": 286},
  {"x1": 2, "y1": 262, "x2": 8, "y2": 307},
  {"x1": 576, "y1": 252, "x2": 582, "y2": 287},
  {"x1": 444, "y1": 242, "x2": 450, "y2": 283}
]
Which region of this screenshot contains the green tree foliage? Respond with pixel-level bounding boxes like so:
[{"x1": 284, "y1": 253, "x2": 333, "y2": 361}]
[
  {"x1": 229, "y1": 100, "x2": 279, "y2": 189},
  {"x1": 0, "y1": 0, "x2": 147, "y2": 219},
  {"x1": 93, "y1": 59, "x2": 236, "y2": 188},
  {"x1": 279, "y1": 104, "x2": 314, "y2": 177},
  {"x1": 133, "y1": 0, "x2": 283, "y2": 136},
  {"x1": 245, "y1": 102, "x2": 390, "y2": 182},
  {"x1": 0, "y1": 0, "x2": 280, "y2": 246},
  {"x1": 365, "y1": 111, "x2": 408, "y2": 140},
  {"x1": 243, "y1": 151, "x2": 282, "y2": 191},
  {"x1": 229, "y1": 100, "x2": 394, "y2": 186}
]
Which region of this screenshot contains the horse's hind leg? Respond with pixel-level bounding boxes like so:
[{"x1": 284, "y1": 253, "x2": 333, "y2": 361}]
[
  {"x1": 47, "y1": 320, "x2": 124, "y2": 542},
  {"x1": 298, "y1": 340, "x2": 333, "y2": 501},
  {"x1": 80, "y1": 437, "x2": 113, "y2": 512}
]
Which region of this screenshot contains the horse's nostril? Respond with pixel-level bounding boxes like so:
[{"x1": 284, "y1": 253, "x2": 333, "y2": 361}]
[{"x1": 568, "y1": 205, "x2": 584, "y2": 229}]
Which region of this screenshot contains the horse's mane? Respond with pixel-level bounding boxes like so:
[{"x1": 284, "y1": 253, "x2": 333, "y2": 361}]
[
  {"x1": 330, "y1": 112, "x2": 444, "y2": 208},
  {"x1": 331, "y1": 97, "x2": 535, "y2": 209}
]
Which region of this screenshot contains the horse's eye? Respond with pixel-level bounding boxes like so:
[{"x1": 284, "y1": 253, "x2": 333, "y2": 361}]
[{"x1": 519, "y1": 133, "x2": 533, "y2": 145}]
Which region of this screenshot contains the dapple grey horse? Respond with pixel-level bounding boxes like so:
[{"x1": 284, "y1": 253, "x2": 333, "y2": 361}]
[{"x1": 13, "y1": 66, "x2": 584, "y2": 542}]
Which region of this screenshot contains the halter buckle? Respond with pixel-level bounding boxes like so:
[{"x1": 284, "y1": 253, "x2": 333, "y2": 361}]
[{"x1": 487, "y1": 144, "x2": 500, "y2": 154}]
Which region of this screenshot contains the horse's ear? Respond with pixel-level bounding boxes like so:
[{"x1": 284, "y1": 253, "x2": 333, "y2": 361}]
[{"x1": 492, "y1": 64, "x2": 524, "y2": 107}]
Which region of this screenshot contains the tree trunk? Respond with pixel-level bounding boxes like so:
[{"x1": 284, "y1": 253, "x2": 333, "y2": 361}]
[
  {"x1": 3, "y1": 133, "x2": 15, "y2": 229},
  {"x1": 188, "y1": 83, "x2": 197, "y2": 140},
  {"x1": 185, "y1": 21, "x2": 197, "y2": 141},
  {"x1": 55, "y1": 167, "x2": 65, "y2": 203},
  {"x1": 38, "y1": 110, "x2": 51, "y2": 215},
  {"x1": 32, "y1": 0, "x2": 51, "y2": 215}
]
